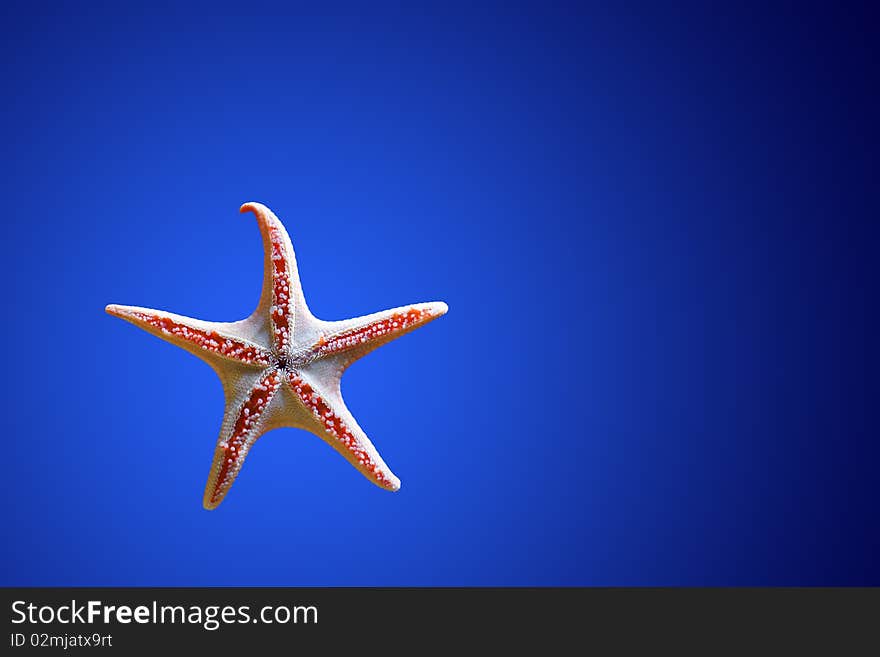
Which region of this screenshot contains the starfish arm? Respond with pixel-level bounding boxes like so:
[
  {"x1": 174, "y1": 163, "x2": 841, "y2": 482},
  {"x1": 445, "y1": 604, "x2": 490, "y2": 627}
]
[
  {"x1": 240, "y1": 202, "x2": 307, "y2": 354},
  {"x1": 105, "y1": 304, "x2": 272, "y2": 367},
  {"x1": 286, "y1": 372, "x2": 401, "y2": 491},
  {"x1": 203, "y1": 369, "x2": 283, "y2": 509},
  {"x1": 312, "y1": 301, "x2": 448, "y2": 367}
]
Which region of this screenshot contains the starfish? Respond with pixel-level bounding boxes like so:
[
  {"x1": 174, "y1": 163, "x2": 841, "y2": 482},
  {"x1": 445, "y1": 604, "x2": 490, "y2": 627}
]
[{"x1": 106, "y1": 202, "x2": 447, "y2": 509}]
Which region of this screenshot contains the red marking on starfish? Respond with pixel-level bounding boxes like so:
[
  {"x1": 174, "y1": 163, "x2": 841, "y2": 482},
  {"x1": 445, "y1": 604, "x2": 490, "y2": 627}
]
[
  {"x1": 110, "y1": 308, "x2": 271, "y2": 365},
  {"x1": 208, "y1": 369, "x2": 282, "y2": 507},
  {"x1": 269, "y1": 223, "x2": 293, "y2": 352},
  {"x1": 287, "y1": 373, "x2": 396, "y2": 490},
  {"x1": 315, "y1": 307, "x2": 433, "y2": 357}
]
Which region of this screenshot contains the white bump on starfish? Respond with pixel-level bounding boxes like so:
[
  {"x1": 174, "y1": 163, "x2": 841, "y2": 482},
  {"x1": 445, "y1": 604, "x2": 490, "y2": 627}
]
[{"x1": 106, "y1": 202, "x2": 447, "y2": 509}]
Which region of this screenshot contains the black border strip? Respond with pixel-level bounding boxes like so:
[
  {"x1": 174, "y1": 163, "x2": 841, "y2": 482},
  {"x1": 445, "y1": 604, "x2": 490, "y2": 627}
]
[{"x1": 2, "y1": 587, "x2": 877, "y2": 652}]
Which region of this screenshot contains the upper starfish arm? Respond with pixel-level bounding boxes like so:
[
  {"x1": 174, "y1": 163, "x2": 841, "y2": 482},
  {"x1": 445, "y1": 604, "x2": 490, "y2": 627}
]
[
  {"x1": 313, "y1": 301, "x2": 448, "y2": 368},
  {"x1": 240, "y1": 202, "x2": 306, "y2": 354},
  {"x1": 105, "y1": 304, "x2": 272, "y2": 367}
]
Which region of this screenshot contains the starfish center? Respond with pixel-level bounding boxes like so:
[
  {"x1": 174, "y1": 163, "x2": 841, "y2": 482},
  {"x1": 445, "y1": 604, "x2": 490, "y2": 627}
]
[{"x1": 272, "y1": 349, "x2": 315, "y2": 373}]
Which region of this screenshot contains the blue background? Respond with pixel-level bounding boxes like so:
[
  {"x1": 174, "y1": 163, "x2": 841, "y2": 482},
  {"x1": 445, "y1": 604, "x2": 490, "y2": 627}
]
[{"x1": 1, "y1": 3, "x2": 876, "y2": 585}]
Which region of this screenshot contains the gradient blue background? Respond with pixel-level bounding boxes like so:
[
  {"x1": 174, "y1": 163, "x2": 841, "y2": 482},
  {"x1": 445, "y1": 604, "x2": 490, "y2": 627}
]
[{"x1": 1, "y1": 3, "x2": 876, "y2": 585}]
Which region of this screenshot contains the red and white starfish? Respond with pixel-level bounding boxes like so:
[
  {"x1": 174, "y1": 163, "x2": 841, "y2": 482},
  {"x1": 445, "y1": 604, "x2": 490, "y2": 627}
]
[{"x1": 107, "y1": 202, "x2": 447, "y2": 509}]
